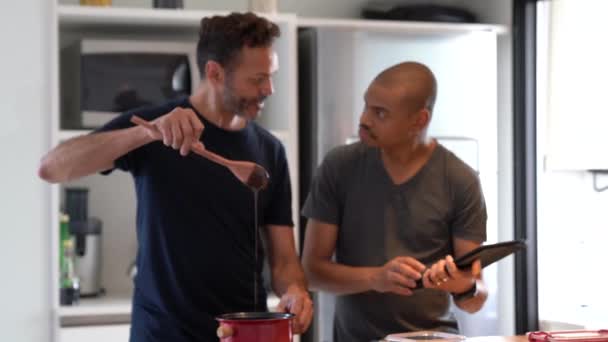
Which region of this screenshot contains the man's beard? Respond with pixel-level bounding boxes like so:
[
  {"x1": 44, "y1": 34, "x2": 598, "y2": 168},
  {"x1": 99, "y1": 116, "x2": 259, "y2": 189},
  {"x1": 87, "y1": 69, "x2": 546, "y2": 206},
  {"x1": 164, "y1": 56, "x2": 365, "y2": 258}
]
[{"x1": 222, "y1": 80, "x2": 266, "y2": 118}]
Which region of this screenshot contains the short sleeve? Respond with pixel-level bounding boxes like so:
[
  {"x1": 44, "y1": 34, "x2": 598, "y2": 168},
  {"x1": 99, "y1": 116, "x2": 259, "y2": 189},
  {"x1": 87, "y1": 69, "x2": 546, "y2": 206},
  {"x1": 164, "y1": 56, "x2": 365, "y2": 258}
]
[
  {"x1": 92, "y1": 100, "x2": 177, "y2": 174},
  {"x1": 301, "y1": 149, "x2": 343, "y2": 226},
  {"x1": 450, "y1": 176, "x2": 487, "y2": 243},
  {"x1": 93, "y1": 111, "x2": 139, "y2": 174},
  {"x1": 263, "y1": 144, "x2": 294, "y2": 227}
]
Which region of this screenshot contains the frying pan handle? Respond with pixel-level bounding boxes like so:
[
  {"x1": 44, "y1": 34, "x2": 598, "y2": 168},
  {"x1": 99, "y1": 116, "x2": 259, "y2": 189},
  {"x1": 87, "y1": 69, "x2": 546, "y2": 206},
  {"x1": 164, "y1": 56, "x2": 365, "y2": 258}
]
[{"x1": 217, "y1": 324, "x2": 234, "y2": 339}]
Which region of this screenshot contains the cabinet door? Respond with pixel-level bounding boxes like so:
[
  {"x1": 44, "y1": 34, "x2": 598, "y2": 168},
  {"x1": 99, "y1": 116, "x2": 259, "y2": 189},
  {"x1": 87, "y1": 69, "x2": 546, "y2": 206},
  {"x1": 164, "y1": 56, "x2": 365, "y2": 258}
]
[
  {"x1": 544, "y1": 0, "x2": 608, "y2": 170},
  {"x1": 60, "y1": 324, "x2": 130, "y2": 342}
]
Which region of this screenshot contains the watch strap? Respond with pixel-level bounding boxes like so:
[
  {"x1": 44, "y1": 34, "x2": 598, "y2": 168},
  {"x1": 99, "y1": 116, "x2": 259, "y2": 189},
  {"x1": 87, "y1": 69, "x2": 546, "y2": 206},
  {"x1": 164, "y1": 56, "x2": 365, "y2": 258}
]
[{"x1": 451, "y1": 281, "x2": 477, "y2": 302}]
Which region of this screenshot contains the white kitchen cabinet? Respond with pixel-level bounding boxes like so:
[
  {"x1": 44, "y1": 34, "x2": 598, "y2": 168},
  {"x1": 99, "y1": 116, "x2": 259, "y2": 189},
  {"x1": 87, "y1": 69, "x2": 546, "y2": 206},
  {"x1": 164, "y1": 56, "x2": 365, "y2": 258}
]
[
  {"x1": 48, "y1": 3, "x2": 508, "y2": 342},
  {"x1": 543, "y1": 0, "x2": 608, "y2": 171},
  {"x1": 49, "y1": 4, "x2": 299, "y2": 341},
  {"x1": 60, "y1": 325, "x2": 130, "y2": 342}
]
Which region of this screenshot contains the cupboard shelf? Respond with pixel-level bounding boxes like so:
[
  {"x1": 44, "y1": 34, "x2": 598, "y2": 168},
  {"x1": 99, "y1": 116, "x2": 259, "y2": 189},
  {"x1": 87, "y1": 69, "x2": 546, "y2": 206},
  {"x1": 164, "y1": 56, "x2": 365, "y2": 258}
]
[
  {"x1": 58, "y1": 5, "x2": 506, "y2": 35},
  {"x1": 58, "y1": 293, "x2": 132, "y2": 319},
  {"x1": 58, "y1": 4, "x2": 295, "y2": 29},
  {"x1": 56, "y1": 292, "x2": 280, "y2": 327},
  {"x1": 297, "y1": 17, "x2": 507, "y2": 35}
]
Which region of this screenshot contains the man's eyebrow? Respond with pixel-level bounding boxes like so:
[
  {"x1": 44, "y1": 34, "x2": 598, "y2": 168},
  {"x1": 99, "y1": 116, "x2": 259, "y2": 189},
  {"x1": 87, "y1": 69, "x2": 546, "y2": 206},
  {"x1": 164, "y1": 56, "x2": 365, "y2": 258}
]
[{"x1": 370, "y1": 105, "x2": 388, "y2": 111}]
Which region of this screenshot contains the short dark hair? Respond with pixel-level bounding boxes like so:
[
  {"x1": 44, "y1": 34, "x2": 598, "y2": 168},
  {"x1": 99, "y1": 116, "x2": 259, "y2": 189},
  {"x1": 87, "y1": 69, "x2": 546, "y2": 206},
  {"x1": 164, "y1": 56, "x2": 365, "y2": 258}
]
[{"x1": 196, "y1": 12, "x2": 281, "y2": 79}]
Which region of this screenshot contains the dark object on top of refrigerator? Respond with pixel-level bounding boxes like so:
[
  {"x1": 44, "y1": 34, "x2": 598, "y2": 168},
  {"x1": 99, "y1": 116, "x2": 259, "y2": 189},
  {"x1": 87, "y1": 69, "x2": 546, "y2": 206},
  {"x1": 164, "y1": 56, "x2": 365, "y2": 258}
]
[{"x1": 361, "y1": 3, "x2": 478, "y2": 23}]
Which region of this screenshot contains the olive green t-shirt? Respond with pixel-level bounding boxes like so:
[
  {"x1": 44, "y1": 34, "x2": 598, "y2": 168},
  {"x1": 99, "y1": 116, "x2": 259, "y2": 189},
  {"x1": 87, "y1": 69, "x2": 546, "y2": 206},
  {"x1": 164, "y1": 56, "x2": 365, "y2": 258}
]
[{"x1": 302, "y1": 142, "x2": 487, "y2": 342}]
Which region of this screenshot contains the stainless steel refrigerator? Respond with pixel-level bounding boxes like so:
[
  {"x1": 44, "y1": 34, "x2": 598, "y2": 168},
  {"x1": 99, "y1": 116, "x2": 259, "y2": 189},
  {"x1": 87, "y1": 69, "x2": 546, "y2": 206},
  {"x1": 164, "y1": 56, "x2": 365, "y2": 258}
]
[{"x1": 297, "y1": 25, "x2": 509, "y2": 342}]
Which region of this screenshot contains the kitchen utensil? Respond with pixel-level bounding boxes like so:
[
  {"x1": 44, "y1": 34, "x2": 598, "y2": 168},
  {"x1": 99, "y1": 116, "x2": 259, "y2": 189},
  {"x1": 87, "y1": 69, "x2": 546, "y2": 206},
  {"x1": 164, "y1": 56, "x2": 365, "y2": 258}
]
[
  {"x1": 384, "y1": 330, "x2": 466, "y2": 342},
  {"x1": 130, "y1": 115, "x2": 269, "y2": 191},
  {"x1": 216, "y1": 312, "x2": 294, "y2": 342},
  {"x1": 385, "y1": 330, "x2": 465, "y2": 341}
]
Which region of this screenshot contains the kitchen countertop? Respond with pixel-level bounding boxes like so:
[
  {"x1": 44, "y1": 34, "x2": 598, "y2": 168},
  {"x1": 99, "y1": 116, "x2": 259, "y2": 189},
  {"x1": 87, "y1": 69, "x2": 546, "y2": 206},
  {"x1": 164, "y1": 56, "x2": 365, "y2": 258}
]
[
  {"x1": 378, "y1": 336, "x2": 527, "y2": 342},
  {"x1": 59, "y1": 292, "x2": 282, "y2": 327},
  {"x1": 467, "y1": 337, "x2": 527, "y2": 341}
]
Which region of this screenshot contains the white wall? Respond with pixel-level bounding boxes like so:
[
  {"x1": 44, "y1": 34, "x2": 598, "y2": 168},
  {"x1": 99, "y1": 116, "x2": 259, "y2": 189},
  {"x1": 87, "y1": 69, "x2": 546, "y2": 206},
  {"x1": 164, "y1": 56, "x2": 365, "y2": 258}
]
[{"x1": 0, "y1": 0, "x2": 52, "y2": 341}]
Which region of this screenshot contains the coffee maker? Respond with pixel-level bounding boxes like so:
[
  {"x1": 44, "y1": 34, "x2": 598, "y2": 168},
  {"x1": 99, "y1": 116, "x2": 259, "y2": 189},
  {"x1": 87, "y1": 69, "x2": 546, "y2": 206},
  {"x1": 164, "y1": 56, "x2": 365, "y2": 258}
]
[{"x1": 65, "y1": 188, "x2": 104, "y2": 297}]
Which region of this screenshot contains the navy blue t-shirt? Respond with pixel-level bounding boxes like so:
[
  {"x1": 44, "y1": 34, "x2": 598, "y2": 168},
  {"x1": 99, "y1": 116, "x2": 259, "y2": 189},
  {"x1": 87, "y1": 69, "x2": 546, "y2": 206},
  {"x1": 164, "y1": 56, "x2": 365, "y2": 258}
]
[{"x1": 95, "y1": 97, "x2": 294, "y2": 341}]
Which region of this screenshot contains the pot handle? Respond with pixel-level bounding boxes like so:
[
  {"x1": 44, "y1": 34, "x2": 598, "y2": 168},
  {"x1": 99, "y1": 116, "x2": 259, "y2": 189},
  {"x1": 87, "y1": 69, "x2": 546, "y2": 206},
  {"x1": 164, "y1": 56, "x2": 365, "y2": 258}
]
[{"x1": 217, "y1": 324, "x2": 234, "y2": 339}]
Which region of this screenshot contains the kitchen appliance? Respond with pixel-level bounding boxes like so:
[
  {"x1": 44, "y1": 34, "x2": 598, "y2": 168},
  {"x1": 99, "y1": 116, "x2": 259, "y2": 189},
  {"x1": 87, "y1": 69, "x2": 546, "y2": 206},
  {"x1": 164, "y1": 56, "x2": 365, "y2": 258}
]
[
  {"x1": 65, "y1": 188, "x2": 104, "y2": 297},
  {"x1": 70, "y1": 218, "x2": 103, "y2": 297},
  {"x1": 61, "y1": 38, "x2": 199, "y2": 129},
  {"x1": 216, "y1": 312, "x2": 294, "y2": 342},
  {"x1": 298, "y1": 24, "x2": 501, "y2": 341}
]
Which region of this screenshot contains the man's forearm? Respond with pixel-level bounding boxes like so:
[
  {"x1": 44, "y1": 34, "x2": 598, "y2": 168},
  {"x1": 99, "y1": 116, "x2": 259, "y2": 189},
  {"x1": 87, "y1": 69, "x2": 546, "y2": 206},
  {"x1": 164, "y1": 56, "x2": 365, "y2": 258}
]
[
  {"x1": 306, "y1": 259, "x2": 378, "y2": 295},
  {"x1": 271, "y1": 260, "x2": 308, "y2": 296},
  {"x1": 39, "y1": 126, "x2": 152, "y2": 183},
  {"x1": 454, "y1": 279, "x2": 488, "y2": 313}
]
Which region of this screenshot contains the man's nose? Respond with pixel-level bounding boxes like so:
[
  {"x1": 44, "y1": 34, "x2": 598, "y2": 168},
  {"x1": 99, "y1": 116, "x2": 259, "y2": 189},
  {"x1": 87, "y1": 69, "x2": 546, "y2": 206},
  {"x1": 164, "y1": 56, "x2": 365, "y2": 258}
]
[
  {"x1": 260, "y1": 78, "x2": 274, "y2": 97},
  {"x1": 360, "y1": 109, "x2": 372, "y2": 126}
]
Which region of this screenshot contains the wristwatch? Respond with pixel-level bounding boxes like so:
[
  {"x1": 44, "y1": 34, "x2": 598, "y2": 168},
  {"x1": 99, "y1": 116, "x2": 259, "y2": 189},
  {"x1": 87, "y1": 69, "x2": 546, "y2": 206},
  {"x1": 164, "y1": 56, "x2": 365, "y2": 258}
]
[{"x1": 451, "y1": 281, "x2": 477, "y2": 302}]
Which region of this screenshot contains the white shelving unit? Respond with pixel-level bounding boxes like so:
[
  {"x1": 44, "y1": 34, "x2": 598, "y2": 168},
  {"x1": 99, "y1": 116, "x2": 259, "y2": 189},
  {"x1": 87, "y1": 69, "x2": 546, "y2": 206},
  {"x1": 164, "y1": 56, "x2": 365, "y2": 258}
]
[
  {"x1": 58, "y1": 294, "x2": 132, "y2": 327},
  {"x1": 58, "y1": 4, "x2": 295, "y2": 28},
  {"x1": 298, "y1": 17, "x2": 507, "y2": 34},
  {"x1": 50, "y1": 4, "x2": 299, "y2": 342},
  {"x1": 49, "y1": 4, "x2": 508, "y2": 342}
]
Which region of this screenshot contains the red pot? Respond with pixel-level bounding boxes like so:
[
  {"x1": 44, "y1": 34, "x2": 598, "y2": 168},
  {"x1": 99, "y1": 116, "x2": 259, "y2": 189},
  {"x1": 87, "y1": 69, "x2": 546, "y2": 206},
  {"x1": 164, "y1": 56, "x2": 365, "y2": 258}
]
[{"x1": 216, "y1": 312, "x2": 294, "y2": 342}]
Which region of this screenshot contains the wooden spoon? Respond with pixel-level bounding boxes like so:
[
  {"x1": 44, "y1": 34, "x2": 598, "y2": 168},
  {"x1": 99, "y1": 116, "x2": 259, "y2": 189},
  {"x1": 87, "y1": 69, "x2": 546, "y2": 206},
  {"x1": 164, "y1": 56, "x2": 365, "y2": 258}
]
[{"x1": 130, "y1": 115, "x2": 269, "y2": 191}]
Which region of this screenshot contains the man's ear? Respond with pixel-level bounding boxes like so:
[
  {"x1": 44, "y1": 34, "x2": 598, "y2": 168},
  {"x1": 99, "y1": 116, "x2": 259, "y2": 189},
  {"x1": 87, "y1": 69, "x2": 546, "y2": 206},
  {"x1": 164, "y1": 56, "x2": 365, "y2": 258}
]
[
  {"x1": 205, "y1": 60, "x2": 225, "y2": 85},
  {"x1": 415, "y1": 108, "x2": 431, "y2": 130}
]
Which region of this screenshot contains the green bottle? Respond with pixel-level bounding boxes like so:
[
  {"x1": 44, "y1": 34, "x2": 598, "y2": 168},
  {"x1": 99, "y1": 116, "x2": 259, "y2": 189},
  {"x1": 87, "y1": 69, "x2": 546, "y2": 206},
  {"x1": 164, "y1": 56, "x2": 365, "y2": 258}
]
[{"x1": 59, "y1": 213, "x2": 71, "y2": 288}]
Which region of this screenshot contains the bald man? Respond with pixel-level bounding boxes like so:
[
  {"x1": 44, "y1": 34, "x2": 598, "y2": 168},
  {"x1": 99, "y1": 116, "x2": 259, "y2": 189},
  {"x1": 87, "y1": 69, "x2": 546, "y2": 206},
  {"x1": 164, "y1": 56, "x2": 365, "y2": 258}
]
[{"x1": 301, "y1": 62, "x2": 488, "y2": 341}]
